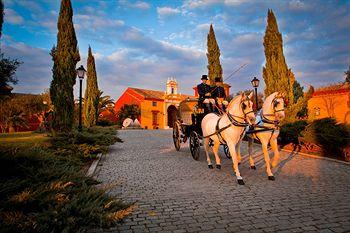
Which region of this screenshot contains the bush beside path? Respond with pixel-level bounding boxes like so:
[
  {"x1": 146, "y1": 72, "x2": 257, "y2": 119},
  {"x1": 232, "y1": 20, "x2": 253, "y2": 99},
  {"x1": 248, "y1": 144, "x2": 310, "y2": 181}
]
[{"x1": 0, "y1": 127, "x2": 132, "y2": 233}]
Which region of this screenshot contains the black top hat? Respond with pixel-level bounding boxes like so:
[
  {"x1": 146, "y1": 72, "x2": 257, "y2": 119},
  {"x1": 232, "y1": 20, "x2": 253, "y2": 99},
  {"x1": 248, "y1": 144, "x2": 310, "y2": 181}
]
[
  {"x1": 201, "y1": 75, "x2": 208, "y2": 80},
  {"x1": 215, "y1": 77, "x2": 222, "y2": 82}
]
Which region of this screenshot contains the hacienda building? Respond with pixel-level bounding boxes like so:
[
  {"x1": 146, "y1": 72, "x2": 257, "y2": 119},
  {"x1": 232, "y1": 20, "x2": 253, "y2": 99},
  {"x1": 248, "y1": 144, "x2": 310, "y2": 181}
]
[{"x1": 114, "y1": 78, "x2": 194, "y2": 129}]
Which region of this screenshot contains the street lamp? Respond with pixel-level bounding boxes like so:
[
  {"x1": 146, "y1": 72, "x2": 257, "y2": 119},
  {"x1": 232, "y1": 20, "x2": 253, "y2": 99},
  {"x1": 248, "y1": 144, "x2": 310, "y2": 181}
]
[
  {"x1": 251, "y1": 77, "x2": 260, "y2": 111},
  {"x1": 76, "y1": 65, "x2": 86, "y2": 132}
]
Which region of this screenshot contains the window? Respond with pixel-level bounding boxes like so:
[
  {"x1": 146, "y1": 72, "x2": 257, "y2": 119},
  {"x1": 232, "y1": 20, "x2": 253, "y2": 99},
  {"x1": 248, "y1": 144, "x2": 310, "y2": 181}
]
[
  {"x1": 152, "y1": 101, "x2": 157, "y2": 107},
  {"x1": 152, "y1": 112, "x2": 158, "y2": 125},
  {"x1": 171, "y1": 87, "x2": 174, "y2": 94}
]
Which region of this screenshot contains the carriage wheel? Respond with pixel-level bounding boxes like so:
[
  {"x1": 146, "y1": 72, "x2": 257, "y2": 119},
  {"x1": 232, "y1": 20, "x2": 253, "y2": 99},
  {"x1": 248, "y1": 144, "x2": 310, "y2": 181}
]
[
  {"x1": 189, "y1": 131, "x2": 200, "y2": 160},
  {"x1": 223, "y1": 144, "x2": 231, "y2": 159},
  {"x1": 173, "y1": 121, "x2": 181, "y2": 151}
]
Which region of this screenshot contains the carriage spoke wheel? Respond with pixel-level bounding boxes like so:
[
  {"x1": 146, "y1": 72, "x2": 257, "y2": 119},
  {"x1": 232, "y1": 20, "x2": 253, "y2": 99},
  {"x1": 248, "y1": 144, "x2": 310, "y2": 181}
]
[
  {"x1": 189, "y1": 131, "x2": 200, "y2": 160},
  {"x1": 223, "y1": 144, "x2": 231, "y2": 159},
  {"x1": 173, "y1": 121, "x2": 181, "y2": 151}
]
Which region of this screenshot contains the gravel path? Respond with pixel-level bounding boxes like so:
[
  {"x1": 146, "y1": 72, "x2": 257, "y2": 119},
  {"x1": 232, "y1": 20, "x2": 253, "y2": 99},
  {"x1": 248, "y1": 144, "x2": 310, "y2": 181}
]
[{"x1": 94, "y1": 129, "x2": 350, "y2": 233}]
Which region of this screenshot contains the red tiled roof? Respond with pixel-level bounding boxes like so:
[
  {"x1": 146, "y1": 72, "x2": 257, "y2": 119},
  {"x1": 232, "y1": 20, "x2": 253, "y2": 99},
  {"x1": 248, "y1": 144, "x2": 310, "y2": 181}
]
[
  {"x1": 130, "y1": 88, "x2": 165, "y2": 100},
  {"x1": 313, "y1": 83, "x2": 349, "y2": 96},
  {"x1": 129, "y1": 87, "x2": 195, "y2": 100}
]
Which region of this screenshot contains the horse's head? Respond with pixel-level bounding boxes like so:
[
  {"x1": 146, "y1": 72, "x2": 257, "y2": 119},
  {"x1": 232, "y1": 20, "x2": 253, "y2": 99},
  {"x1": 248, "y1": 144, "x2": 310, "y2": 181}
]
[
  {"x1": 240, "y1": 92, "x2": 256, "y2": 125},
  {"x1": 271, "y1": 92, "x2": 286, "y2": 121}
]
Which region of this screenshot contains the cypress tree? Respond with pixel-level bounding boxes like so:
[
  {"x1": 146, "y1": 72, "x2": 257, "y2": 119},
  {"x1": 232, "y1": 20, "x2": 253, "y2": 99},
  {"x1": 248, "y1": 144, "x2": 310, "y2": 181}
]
[
  {"x1": 263, "y1": 9, "x2": 294, "y2": 104},
  {"x1": 345, "y1": 66, "x2": 350, "y2": 84},
  {"x1": 83, "y1": 46, "x2": 99, "y2": 127},
  {"x1": 50, "y1": 0, "x2": 80, "y2": 132},
  {"x1": 207, "y1": 24, "x2": 223, "y2": 86},
  {"x1": 0, "y1": 0, "x2": 3, "y2": 38}
]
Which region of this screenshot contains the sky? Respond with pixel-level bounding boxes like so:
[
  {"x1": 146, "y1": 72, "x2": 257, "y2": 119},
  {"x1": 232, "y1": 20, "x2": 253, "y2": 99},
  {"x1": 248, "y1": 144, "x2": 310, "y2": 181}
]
[{"x1": 2, "y1": 0, "x2": 350, "y2": 100}]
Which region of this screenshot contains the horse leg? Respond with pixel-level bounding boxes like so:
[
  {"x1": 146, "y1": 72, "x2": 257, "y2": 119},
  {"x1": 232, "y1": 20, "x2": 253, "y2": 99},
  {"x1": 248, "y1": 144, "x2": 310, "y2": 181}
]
[
  {"x1": 270, "y1": 137, "x2": 280, "y2": 168},
  {"x1": 212, "y1": 140, "x2": 221, "y2": 169},
  {"x1": 203, "y1": 137, "x2": 213, "y2": 169},
  {"x1": 248, "y1": 137, "x2": 256, "y2": 170},
  {"x1": 236, "y1": 139, "x2": 242, "y2": 165},
  {"x1": 227, "y1": 142, "x2": 244, "y2": 185},
  {"x1": 261, "y1": 139, "x2": 274, "y2": 180}
]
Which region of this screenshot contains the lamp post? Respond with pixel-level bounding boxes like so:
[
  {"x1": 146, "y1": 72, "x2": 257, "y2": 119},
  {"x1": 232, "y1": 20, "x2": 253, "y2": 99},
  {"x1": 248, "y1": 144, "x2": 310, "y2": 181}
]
[
  {"x1": 76, "y1": 65, "x2": 86, "y2": 132},
  {"x1": 251, "y1": 77, "x2": 260, "y2": 111}
]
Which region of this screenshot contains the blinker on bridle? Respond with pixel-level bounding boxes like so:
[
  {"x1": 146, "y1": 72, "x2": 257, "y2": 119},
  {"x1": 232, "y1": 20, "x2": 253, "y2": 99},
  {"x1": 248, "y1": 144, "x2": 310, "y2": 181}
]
[{"x1": 272, "y1": 98, "x2": 284, "y2": 113}]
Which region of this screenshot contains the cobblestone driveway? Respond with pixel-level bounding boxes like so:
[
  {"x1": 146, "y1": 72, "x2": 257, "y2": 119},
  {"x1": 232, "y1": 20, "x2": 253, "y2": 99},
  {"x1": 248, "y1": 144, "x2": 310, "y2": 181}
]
[{"x1": 95, "y1": 130, "x2": 350, "y2": 233}]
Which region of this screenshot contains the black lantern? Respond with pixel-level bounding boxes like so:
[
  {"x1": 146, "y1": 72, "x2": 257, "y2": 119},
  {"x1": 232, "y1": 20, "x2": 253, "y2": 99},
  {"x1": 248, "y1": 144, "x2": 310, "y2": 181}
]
[
  {"x1": 251, "y1": 77, "x2": 260, "y2": 111},
  {"x1": 76, "y1": 65, "x2": 86, "y2": 131},
  {"x1": 76, "y1": 65, "x2": 86, "y2": 80},
  {"x1": 251, "y1": 77, "x2": 260, "y2": 88}
]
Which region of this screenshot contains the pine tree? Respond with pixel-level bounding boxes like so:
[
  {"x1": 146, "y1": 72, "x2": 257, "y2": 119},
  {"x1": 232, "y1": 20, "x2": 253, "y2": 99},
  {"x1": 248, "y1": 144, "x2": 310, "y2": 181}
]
[
  {"x1": 50, "y1": 0, "x2": 80, "y2": 132},
  {"x1": 207, "y1": 24, "x2": 223, "y2": 86},
  {"x1": 83, "y1": 46, "x2": 99, "y2": 127},
  {"x1": 263, "y1": 9, "x2": 294, "y2": 104}
]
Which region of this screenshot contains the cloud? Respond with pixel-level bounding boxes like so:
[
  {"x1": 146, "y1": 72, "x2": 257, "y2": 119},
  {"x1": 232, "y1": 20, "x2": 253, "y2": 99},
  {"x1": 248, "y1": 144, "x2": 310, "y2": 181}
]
[
  {"x1": 157, "y1": 7, "x2": 180, "y2": 18},
  {"x1": 118, "y1": 0, "x2": 150, "y2": 10},
  {"x1": 75, "y1": 14, "x2": 124, "y2": 30},
  {"x1": 4, "y1": 8, "x2": 24, "y2": 25},
  {"x1": 2, "y1": 40, "x2": 52, "y2": 94},
  {"x1": 3, "y1": 0, "x2": 350, "y2": 99}
]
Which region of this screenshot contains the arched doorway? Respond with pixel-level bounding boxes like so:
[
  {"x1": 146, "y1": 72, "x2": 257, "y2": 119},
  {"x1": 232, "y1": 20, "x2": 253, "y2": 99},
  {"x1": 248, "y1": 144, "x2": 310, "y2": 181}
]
[{"x1": 167, "y1": 105, "x2": 178, "y2": 128}]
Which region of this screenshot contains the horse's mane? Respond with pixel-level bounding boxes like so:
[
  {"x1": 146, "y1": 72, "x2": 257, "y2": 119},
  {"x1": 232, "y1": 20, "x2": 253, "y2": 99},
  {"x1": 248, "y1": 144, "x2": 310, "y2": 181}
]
[{"x1": 227, "y1": 94, "x2": 242, "y2": 109}]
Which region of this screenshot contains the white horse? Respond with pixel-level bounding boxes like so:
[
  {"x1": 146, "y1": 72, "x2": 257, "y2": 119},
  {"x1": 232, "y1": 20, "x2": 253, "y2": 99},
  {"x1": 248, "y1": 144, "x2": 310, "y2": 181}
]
[
  {"x1": 201, "y1": 93, "x2": 256, "y2": 185},
  {"x1": 239, "y1": 92, "x2": 286, "y2": 180}
]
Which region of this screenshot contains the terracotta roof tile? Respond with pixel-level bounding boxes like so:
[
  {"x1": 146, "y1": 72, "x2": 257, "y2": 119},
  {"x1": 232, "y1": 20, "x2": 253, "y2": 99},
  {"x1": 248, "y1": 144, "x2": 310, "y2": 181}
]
[
  {"x1": 130, "y1": 88, "x2": 165, "y2": 100},
  {"x1": 130, "y1": 87, "x2": 195, "y2": 100}
]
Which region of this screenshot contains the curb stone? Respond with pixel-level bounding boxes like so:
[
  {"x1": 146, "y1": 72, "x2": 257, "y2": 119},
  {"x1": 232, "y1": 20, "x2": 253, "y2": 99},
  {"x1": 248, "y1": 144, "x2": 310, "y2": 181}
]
[
  {"x1": 86, "y1": 153, "x2": 102, "y2": 177},
  {"x1": 281, "y1": 149, "x2": 350, "y2": 166}
]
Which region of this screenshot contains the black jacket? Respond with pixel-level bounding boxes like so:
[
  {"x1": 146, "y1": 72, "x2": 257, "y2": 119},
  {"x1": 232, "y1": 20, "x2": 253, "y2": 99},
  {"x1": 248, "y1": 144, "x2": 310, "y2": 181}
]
[
  {"x1": 197, "y1": 83, "x2": 212, "y2": 99},
  {"x1": 212, "y1": 86, "x2": 226, "y2": 99}
]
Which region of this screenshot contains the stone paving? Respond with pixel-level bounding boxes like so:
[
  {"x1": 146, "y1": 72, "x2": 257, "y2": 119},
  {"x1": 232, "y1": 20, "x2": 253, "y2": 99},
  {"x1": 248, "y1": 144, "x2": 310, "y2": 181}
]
[{"x1": 94, "y1": 129, "x2": 350, "y2": 233}]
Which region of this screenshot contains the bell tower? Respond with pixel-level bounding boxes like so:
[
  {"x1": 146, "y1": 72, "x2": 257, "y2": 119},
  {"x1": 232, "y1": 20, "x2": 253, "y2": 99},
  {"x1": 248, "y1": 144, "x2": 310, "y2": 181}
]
[{"x1": 166, "y1": 77, "x2": 178, "y2": 95}]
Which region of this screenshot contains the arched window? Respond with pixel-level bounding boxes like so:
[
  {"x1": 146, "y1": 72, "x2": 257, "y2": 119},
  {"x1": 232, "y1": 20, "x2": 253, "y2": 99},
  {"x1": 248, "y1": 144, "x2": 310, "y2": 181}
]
[{"x1": 171, "y1": 87, "x2": 174, "y2": 94}]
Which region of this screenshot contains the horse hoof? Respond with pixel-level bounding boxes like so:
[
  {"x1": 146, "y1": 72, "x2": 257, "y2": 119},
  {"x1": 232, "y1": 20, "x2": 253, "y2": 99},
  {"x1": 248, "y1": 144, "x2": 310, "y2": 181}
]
[
  {"x1": 250, "y1": 165, "x2": 256, "y2": 170},
  {"x1": 216, "y1": 164, "x2": 221, "y2": 169},
  {"x1": 208, "y1": 164, "x2": 213, "y2": 169},
  {"x1": 237, "y1": 179, "x2": 245, "y2": 185},
  {"x1": 268, "y1": 176, "x2": 275, "y2": 181}
]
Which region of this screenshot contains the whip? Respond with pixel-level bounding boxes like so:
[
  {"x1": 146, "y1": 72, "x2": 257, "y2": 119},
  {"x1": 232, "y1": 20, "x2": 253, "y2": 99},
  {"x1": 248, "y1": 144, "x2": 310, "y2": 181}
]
[{"x1": 210, "y1": 63, "x2": 248, "y2": 94}]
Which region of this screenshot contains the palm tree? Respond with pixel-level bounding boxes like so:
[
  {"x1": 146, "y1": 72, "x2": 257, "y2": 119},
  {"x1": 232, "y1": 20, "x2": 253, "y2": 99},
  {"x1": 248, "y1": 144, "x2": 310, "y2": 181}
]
[{"x1": 97, "y1": 90, "x2": 115, "y2": 120}]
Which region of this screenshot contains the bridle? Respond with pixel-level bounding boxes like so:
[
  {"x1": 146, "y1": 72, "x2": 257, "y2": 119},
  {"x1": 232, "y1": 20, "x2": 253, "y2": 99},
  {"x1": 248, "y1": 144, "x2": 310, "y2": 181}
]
[
  {"x1": 203, "y1": 97, "x2": 254, "y2": 141},
  {"x1": 227, "y1": 98, "x2": 254, "y2": 127},
  {"x1": 261, "y1": 97, "x2": 285, "y2": 126}
]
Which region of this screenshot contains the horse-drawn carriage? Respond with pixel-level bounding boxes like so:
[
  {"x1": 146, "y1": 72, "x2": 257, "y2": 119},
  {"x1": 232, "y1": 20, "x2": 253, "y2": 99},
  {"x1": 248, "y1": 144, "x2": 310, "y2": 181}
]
[
  {"x1": 172, "y1": 97, "x2": 231, "y2": 160},
  {"x1": 172, "y1": 92, "x2": 286, "y2": 185}
]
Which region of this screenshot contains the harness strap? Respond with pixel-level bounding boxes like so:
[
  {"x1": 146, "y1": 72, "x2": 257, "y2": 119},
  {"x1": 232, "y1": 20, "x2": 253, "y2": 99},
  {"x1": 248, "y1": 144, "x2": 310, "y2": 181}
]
[
  {"x1": 203, "y1": 120, "x2": 231, "y2": 138},
  {"x1": 227, "y1": 113, "x2": 249, "y2": 127},
  {"x1": 261, "y1": 110, "x2": 280, "y2": 126},
  {"x1": 216, "y1": 117, "x2": 227, "y2": 144}
]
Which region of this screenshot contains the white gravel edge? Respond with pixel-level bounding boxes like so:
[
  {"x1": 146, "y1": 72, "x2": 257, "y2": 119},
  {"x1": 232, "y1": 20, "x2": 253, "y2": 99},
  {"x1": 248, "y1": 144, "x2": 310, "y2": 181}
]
[{"x1": 86, "y1": 153, "x2": 102, "y2": 177}]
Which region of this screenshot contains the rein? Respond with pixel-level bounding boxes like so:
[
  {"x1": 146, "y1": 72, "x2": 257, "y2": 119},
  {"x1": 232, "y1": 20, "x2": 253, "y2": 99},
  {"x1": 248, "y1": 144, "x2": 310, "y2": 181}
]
[
  {"x1": 203, "y1": 101, "x2": 252, "y2": 139},
  {"x1": 260, "y1": 97, "x2": 284, "y2": 127}
]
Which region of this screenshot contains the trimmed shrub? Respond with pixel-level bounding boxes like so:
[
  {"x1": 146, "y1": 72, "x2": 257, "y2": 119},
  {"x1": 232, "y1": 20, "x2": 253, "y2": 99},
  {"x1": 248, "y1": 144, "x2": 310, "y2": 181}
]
[
  {"x1": 278, "y1": 120, "x2": 308, "y2": 146},
  {"x1": 301, "y1": 118, "x2": 350, "y2": 158},
  {"x1": 50, "y1": 126, "x2": 122, "y2": 159},
  {"x1": 0, "y1": 147, "x2": 131, "y2": 233}
]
